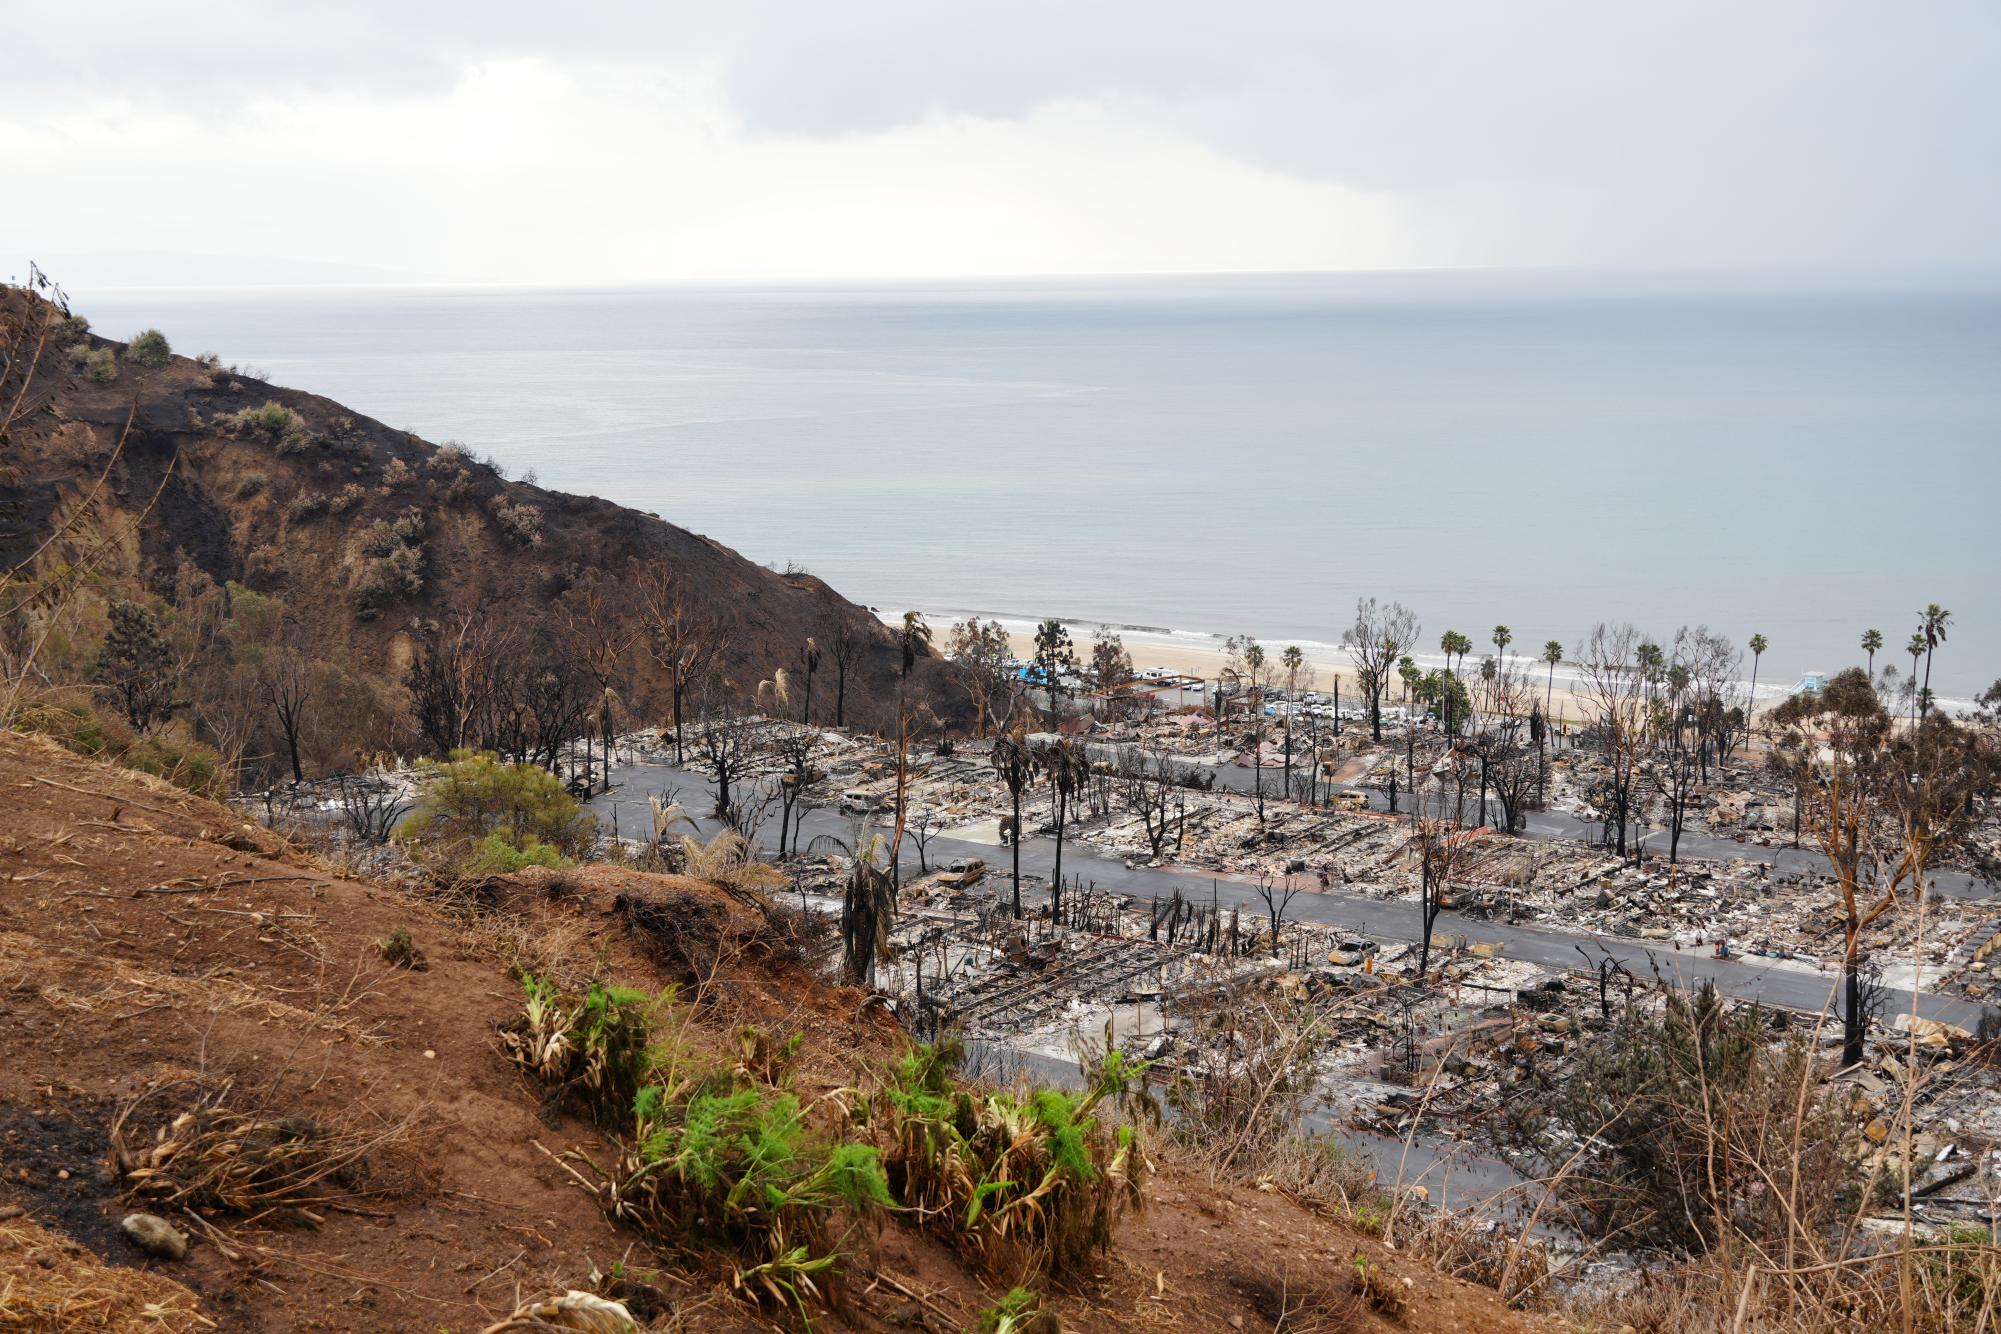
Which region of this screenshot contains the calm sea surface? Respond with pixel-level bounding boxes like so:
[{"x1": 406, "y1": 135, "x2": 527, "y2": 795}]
[{"x1": 79, "y1": 272, "x2": 2001, "y2": 697}]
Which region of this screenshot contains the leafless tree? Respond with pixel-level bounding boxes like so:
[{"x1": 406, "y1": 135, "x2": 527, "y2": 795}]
[
  {"x1": 1767, "y1": 671, "x2": 1993, "y2": 1064},
  {"x1": 1674, "y1": 625, "x2": 1744, "y2": 777},
  {"x1": 883, "y1": 700, "x2": 931, "y2": 890},
  {"x1": 255, "y1": 639, "x2": 321, "y2": 783},
  {"x1": 1342, "y1": 598, "x2": 1420, "y2": 742},
  {"x1": 722, "y1": 778, "x2": 778, "y2": 847},
  {"x1": 1251, "y1": 874, "x2": 1302, "y2": 953},
  {"x1": 1411, "y1": 787, "x2": 1480, "y2": 978},
  {"x1": 1578, "y1": 622, "x2": 1651, "y2": 857},
  {"x1": 334, "y1": 774, "x2": 410, "y2": 845},
  {"x1": 516, "y1": 640, "x2": 597, "y2": 771},
  {"x1": 826, "y1": 617, "x2": 864, "y2": 728},
  {"x1": 902, "y1": 805, "x2": 941, "y2": 873},
  {"x1": 1116, "y1": 740, "x2": 1188, "y2": 861},
  {"x1": 691, "y1": 696, "x2": 761, "y2": 824},
  {"x1": 1641, "y1": 737, "x2": 1700, "y2": 864},
  {"x1": 1466, "y1": 659, "x2": 1538, "y2": 832},
  {"x1": 637, "y1": 568, "x2": 732, "y2": 764},
  {"x1": 559, "y1": 573, "x2": 640, "y2": 792},
  {"x1": 769, "y1": 722, "x2": 818, "y2": 859},
  {"x1": 408, "y1": 608, "x2": 506, "y2": 758}
]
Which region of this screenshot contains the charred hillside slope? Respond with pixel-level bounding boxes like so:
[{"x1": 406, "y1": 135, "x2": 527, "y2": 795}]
[{"x1": 0, "y1": 287, "x2": 960, "y2": 759}]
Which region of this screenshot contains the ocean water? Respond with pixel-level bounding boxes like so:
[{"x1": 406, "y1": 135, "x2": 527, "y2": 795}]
[{"x1": 79, "y1": 272, "x2": 2001, "y2": 698}]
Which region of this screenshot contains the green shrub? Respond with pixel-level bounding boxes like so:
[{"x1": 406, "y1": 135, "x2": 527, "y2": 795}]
[
  {"x1": 395, "y1": 749, "x2": 596, "y2": 876},
  {"x1": 1917, "y1": 1224, "x2": 2001, "y2": 1322},
  {"x1": 127, "y1": 328, "x2": 172, "y2": 368},
  {"x1": 503, "y1": 977, "x2": 891, "y2": 1324},
  {"x1": 345, "y1": 514, "x2": 427, "y2": 614},
  {"x1": 979, "y1": 1289, "x2": 1046, "y2": 1334},
  {"x1": 875, "y1": 1038, "x2": 1150, "y2": 1282},
  {"x1": 503, "y1": 975, "x2": 667, "y2": 1127},
  {"x1": 616, "y1": 1070, "x2": 890, "y2": 1321},
  {"x1": 12, "y1": 692, "x2": 227, "y2": 797},
  {"x1": 465, "y1": 831, "x2": 567, "y2": 875},
  {"x1": 84, "y1": 347, "x2": 119, "y2": 383},
  {"x1": 491, "y1": 498, "x2": 545, "y2": 546},
  {"x1": 232, "y1": 400, "x2": 310, "y2": 453},
  {"x1": 123, "y1": 732, "x2": 227, "y2": 797},
  {"x1": 378, "y1": 927, "x2": 427, "y2": 969}
]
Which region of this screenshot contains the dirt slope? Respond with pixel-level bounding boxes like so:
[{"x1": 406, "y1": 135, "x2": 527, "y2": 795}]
[{"x1": 0, "y1": 734, "x2": 1561, "y2": 1332}]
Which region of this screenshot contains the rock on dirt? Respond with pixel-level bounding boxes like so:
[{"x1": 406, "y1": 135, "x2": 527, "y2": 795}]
[{"x1": 119, "y1": 1213, "x2": 188, "y2": 1261}]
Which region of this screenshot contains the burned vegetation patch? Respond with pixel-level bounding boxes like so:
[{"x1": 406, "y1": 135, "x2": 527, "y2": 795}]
[
  {"x1": 107, "y1": 1083, "x2": 412, "y2": 1228},
  {"x1": 614, "y1": 886, "x2": 736, "y2": 991},
  {"x1": 0, "y1": 1094, "x2": 130, "y2": 1263}
]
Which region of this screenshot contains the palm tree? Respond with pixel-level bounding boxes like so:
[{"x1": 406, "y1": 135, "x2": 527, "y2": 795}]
[
  {"x1": 1746, "y1": 634, "x2": 1767, "y2": 738},
  {"x1": 1906, "y1": 631, "x2": 1927, "y2": 728},
  {"x1": 1541, "y1": 640, "x2": 1563, "y2": 721},
  {"x1": 1280, "y1": 645, "x2": 1304, "y2": 799},
  {"x1": 898, "y1": 611, "x2": 931, "y2": 679},
  {"x1": 807, "y1": 824, "x2": 894, "y2": 986},
  {"x1": 1038, "y1": 738, "x2": 1090, "y2": 920},
  {"x1": 1492, "y1": 624, "x2": 1512, "y2": 663},
  {"x1": 1441, "y1": 630, "x2": 1471, "y2": 678},
  {"x1": 990, "y1": 728, "x2": 1035, "y2": 919},
  {"x1": 1860, "y1": 628, "x2": 1883, "y2": 680},
  {"x1": 1919, "y1": 604, "x2": 1951, "y2": 718}
]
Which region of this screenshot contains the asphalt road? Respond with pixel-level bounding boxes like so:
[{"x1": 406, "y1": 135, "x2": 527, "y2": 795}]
[
  {"x1": 1084, "y1": 736, "x2": 1994, "y2": 901},
  {"x1": 593, "y1": 759, "x2": 1996, "y2": 1033}
]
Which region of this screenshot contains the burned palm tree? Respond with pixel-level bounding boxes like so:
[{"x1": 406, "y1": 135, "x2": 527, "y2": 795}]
[
  {"x1": 897, "y1": 611, "x2": 931, "y2": 680},
  {"x1": 991, "y1": 726, "x2": 1035, "y2": 919},
  {"x1": 1038, "y1": 737, "x2": 1091, "y2": 920},
  {"x1": 810, "y1": 821, "x2": 896, "y2": 987}
]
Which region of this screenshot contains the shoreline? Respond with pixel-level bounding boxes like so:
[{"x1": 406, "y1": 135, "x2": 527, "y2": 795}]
[{"x1": 896, "y1": 607, "x2": 1983, "y2": 720}]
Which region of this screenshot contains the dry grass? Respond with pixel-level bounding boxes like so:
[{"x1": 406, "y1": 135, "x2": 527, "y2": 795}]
[
  {"x1": 0, "y1": 1215, "x2": 210, "y2": 1331},
  {"x1": 452, "y1": 904, "x2": 598, "y2": 993},
  {"x1": 110, "y1": 1084, "x2": 412, "y2": 1224}
]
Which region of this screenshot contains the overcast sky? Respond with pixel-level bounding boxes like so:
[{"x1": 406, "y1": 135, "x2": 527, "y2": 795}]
[{"x1": 7, "y1": 1, "x2": 1999, "y2": 285}]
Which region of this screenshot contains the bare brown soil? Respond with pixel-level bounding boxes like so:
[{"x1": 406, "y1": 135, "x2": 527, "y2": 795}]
[{"x1": 0, "y1": 732, "x2": 1562, "y2": 1332}]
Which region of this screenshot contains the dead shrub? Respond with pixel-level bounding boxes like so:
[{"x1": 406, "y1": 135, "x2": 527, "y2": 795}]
[{"x1": 110, "y1": 1086, "x2": 406, "y2": 1222}]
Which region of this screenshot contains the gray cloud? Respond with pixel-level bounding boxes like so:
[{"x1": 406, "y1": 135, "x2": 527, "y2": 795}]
[{"x1": 10, "y1": 1, "x2": 2000, "y2": 271}]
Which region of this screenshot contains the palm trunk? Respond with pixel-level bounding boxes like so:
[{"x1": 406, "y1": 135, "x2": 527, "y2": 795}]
[
  {"x1": 1282, "y1": 717, "x2": 1293, "y2": 802},
  {"x1": 1010, "y1": 786, "x2": 1023, "y2": 919},
  {"x1": 1051, "y1": 789, "x2": 1066, "y2": 919},
  {"x1": 671, "y1": 679, "x2": 685, "y2": 764},
  {"x1": 1842, "y1": 951, "x2": 1865, "y2": 1067},
  {"x1": 1746, "y1": 657, "x2": 1760, "y2": 743}
]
